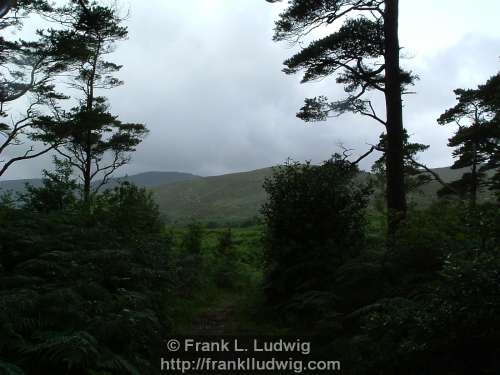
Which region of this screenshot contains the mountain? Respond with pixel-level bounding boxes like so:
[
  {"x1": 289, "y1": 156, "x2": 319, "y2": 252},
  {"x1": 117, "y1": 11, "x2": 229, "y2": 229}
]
[
  {"x1": 105, "y1": 171, "x2": 200, "y2": 188},
  {"x1": 0, "y1": 171, "x2": 200, "y2": 195},
  {"x1": 2, "y1": 166, "x2": 494, "y2": 225},
  {"x1": 153, "y1": 168, "x2": 273, "y2": 225},
  {"x1": 154, "y1": 166, "x2": 495, "y2": 225}
]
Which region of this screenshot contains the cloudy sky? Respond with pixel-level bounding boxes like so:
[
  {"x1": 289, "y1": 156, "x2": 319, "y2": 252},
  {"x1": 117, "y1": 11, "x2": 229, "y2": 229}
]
[{"x1": 2, "y1": 0, "x2": 500, "y2": 180}]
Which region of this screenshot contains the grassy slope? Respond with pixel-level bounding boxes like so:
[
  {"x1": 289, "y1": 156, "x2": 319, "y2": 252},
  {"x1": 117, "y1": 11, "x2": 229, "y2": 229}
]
[
  {"x1": 154, "y1": 166, "x2": 496, "y2": 225},
  {"x1": 153, "y1": 168, "x2": 273, "y2": 225}
]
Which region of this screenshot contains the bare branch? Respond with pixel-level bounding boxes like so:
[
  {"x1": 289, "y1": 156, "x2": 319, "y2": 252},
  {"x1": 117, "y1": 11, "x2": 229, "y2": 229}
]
[
  {"x1": 407, "y1": 155, "x2": 461, "y2": 195},
  {"x1": 351, "y1": 146, "x2": 376, "y2": 165},
  {"x1": 0, "y1": 144, "x2": 56, "y2": 176}
]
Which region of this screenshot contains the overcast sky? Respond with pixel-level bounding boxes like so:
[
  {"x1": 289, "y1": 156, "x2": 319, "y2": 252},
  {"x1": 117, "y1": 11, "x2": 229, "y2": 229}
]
[{"x1": 2, "y1": 0, "x2": 500, "y2": 180}]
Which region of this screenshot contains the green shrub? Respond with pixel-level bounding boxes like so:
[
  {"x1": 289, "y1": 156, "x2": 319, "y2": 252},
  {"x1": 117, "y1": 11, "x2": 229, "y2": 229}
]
[
  {"x1": 262, "y1": 155, "x2": 372, "y2": 321},
  {"x1": 93, "y1": 182, "x2": 163, "y2": 241},
  {"x1": 356, "y1": 251, "x2": 500, "y2": 375}
]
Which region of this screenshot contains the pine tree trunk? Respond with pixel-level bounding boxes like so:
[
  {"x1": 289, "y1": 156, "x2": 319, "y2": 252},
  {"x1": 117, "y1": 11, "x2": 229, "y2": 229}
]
[
  {"x1": 82, "y1": 41, "x2": 100, "y2": 205},
  {"x1": 83, "y1": 141, "x2": 92, "y2": 204},
  {"x1": 384, "y1": 0, "x2": 407, "y2": 238},
  {"x1": 471, "y1": 140, "x2": 478, "y2": 208}
]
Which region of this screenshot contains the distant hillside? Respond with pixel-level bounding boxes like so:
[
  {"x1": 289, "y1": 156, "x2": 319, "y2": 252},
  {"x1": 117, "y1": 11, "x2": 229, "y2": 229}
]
[
  {"x1": 105, "y1": 171, "x2": 200, "y2": 188},
  {"x1": 2, "y1": 166, "x2": 494, "y2": 225},
  {"x1": 154, "y1": 166, "x2": 495, "y2": 225},
  {"x1": 0, "y1": 171, "x2": 200, "y2": 195},
  {"x1": 0, "y1": 178, "x2": 44, "y2": 194},
  {"x1": 410, "y1": 166, "x2": 495, "y2": 205},
  {"x1": 153, "y1": 168, "x2": 273, "y2": 225}
]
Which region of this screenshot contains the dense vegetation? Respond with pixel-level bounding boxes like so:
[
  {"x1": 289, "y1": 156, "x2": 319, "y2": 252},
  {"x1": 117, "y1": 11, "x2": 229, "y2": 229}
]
[
  {"x1": 0, "y1": 169, "x2": 172, "y2": 374},
  {"x1": 261, "y1": 160, "x2": 500, "y2": 374}
]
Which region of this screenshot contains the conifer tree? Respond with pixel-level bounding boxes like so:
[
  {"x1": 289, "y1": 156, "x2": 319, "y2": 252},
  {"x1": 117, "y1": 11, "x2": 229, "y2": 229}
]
[
  {"x1": 438, "y1": 72, "x2": 500, "y2": 206},
  {"x1": 371, "y1": 130, "x2": 430, "y2": 201},
  {"x1": 43, "y1": 1, "x2": 148, "y2": 202},
  {"x1": 0, "y1": 0, "x2": 68, "y2": 176},
  {"x1": 267, "y1": 0, "x2": 415, "y2": 236}
]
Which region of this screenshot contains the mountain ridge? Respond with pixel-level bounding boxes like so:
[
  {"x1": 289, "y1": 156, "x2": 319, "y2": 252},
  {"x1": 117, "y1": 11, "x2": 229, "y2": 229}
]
[
  {"x1": 0, "y1": 171, "x2": 201, "y2": 195},
  {"x1": 1, "y1": 166, "x2": 492, "y2": 225}
]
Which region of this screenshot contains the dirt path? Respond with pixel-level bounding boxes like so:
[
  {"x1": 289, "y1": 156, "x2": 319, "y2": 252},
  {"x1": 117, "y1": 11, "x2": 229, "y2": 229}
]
[{"x1": 191, "y1": 302, "x2": 237, "y2": 335}]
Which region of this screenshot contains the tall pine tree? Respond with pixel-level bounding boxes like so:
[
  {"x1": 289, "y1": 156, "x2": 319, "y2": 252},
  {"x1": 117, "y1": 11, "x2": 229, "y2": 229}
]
[
  {"x1": 0, "y1": 0, "x2": 69, "y2": 177},
  {"x1": 43, "y1": 1, "x2": 148, "y2": 202},
  {"x1": 267, "y1": 0, "x2": 415, "y2": 237},
  {"x1": 438, "y1": 72, "x2": 500, "y2": 206}
]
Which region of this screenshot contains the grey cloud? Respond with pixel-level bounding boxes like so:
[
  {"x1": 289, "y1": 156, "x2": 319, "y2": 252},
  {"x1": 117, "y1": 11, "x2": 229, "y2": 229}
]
[{"x1": 1, "y1": 1, "x2": 499, "y2": 180}]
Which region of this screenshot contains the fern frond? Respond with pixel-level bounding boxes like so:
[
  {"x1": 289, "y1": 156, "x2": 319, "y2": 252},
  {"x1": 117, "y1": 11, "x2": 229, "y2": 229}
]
[{"x1": 0, "y1": 361, "x2": 25, "y2": 375}]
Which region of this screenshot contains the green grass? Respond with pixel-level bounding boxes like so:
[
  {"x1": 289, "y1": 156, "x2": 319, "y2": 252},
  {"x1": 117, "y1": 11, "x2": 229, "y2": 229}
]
[
  {"x1": 166, "y1": 225, "x2": 290, "y2": 335},
  {"x1": 153, "y1": 168, "x2": 273, "y2": 225}
]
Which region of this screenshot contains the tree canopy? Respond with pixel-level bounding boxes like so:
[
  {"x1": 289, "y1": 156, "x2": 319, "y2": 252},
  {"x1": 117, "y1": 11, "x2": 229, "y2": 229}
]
[
  {"x1": 268, "y1": 0, "x2": 415, "y2": 237},
  {"x1": 438, "y1": 72, "x2": 500, "y2": 205}
]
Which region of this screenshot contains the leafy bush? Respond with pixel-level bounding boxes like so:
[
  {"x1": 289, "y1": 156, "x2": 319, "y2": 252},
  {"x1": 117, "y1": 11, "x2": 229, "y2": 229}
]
[
  {"x1": 19, "y1": 158, "x2": 78, "y2": 213},
  {"x1": 171, "y1": 223, "x2": 205, "y2": 294},
  {"x1": 338, "y1": 201, "x2": 500, "y2": 374},
  {"x1": 93, "y1": 182, "x2": 164, "y2": 241},
  {"x1": 261, "y1": 155, "x2": 372, "y2": 321},
  {"x1": 356, "y1": 251, "x2": 500, "y2": 375}
]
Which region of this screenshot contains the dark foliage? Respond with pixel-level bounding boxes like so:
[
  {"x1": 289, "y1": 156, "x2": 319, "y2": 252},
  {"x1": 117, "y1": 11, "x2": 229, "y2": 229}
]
[
  {"x1": 173, "y1": 223, "x2": 204, "y2": 293},
  {"x1": 268, "y1": 0, "x2": 414, "y2": 235},
  {"x1": 0, "y1": 178, "x2": 173, "y2": 374},
  {"x1": 371, "y1": 130, "x2": 431, "y2": 207},
  {"x1": 213, "y1": 229, "x2": 239, "y2": 289},
  {"x1": 438, "y1": 72, "x2": 500, "y2": 205},
  {"x1": 262, "y1": 155, "x2": 372, "y2": 322},
  {"x1": 261, "y1": 153, "x2": 500, "y2": 374},
  {"x1": 356, "y1": 243, "x2": 500, "y2": 375},
  {"x1": 19, "y1": 158, "x2": 78, "y2": 213}
]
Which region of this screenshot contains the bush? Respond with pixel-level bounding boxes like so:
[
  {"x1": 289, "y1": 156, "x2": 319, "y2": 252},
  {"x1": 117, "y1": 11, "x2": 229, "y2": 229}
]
[
  {"x1": 261, "y1": 155, "x2": 372, "y2": 321},
  {"x1": 93, "y1": 182, "x2": 164, "y2": 241},
  {"x1": 341, "y1": 201, "x2": 500, "y2": 374},
  {"x1": 356, "y1": 251, "x2": 500, "y2": 375},
  {"x1": 19, "y1": 158, "x2": 79, "y2": 214},
  {"x1": 172, "y1": 223, "x2": 205, "y2": 293}
]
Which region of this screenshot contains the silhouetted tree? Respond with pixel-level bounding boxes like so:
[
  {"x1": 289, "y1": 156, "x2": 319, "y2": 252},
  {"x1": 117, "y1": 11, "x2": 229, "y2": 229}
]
[
  {"x1": 43, "y1": 1, "x2": 148, "y2": 202},
  {"x1": 438, "y1": 72, "x2": 500, "y2": 206},
  {"x1": 371, "y1": 130, "x2": 430, "y2": 201},
  {"x1": 267, "y1": 0, "x2": 416, "y2": 237},
  {"x1": 0, "y1": 0, "x2": 69, "y2": 176},
  {"x1": 477, "y1": 73, "x2": 500, "y2": 198}
]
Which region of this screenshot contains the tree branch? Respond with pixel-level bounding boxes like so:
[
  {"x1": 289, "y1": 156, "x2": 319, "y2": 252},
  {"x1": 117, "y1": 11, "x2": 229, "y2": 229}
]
[
  {"x1": 407, "y1": 155, "x2": 461, "y2": 195},
  {"x1": 0, "y1": 144, "x2": 55, "y2": 176}
]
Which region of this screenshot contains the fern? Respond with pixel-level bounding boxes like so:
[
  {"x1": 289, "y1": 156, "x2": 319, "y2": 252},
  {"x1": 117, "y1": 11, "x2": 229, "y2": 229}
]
[
  {"x1": 24, "y1": 331, "x2": 100, "y2": 370},
  {"x1": 98, "y1": 354, "x2": 141, "y2": 375},
  {"x1": 0, "y1": 361, "x2": 25, "y2": 375},
  {"x1": 0, "y1": 183, "x2": 173, "y2": 374}
]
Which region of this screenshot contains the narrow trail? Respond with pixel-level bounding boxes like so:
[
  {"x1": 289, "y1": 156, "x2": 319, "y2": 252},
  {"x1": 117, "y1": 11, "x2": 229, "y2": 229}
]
[{"x1": 191, "y1": 301, "x2": 238, "y2": 335}]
